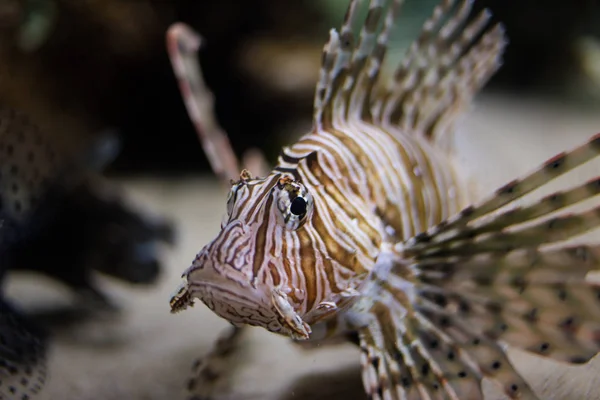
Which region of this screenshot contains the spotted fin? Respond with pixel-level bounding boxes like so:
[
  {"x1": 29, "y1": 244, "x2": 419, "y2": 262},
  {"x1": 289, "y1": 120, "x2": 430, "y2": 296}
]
[
  {"x1": 405, "y1": 133, "x2": 600, "y2": 254},
  {"x1": 359, "y1": 133, "x2": 600, "y2": 399},
  {"x1": 313, "y1": 0, "x2": 401, "y2": 129},
  {"x1": 0, "y1": 299, "x2": 48, "y2": 400},
  {"x1": 377, "y1": 0, "x2": 506, "y2": 144},
  {"x1": 312, "y1": 0, "x2": 505, "y2": 142},
  {"x1": 358, "y1": 298, "x2": 531, "y2": 399}
]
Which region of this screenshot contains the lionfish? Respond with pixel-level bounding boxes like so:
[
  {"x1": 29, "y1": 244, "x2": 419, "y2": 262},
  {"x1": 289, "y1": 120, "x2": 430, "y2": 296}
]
[{"x1": 169, "y1": 0, "x2": 600, "y2": 398}]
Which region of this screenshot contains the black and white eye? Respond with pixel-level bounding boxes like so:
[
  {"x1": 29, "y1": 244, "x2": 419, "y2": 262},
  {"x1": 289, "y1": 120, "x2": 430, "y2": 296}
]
[{"x1": 274, "y1": 177, "x2": 313, "y2": 231}]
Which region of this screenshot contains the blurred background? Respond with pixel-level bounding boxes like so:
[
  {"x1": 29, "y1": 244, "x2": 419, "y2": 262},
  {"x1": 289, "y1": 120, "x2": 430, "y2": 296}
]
[
  {"x1": 1, "y1": 0, "x2": 600, "y2": 175},
  {"x1": 2, "y1": 1, "x2": 600, "y2": 399}
]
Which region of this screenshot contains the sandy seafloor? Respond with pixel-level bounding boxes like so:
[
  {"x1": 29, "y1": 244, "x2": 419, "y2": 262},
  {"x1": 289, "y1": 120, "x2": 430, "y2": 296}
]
[{"x1": 5, "y1": 94, "x2": 600, "y2": 400}]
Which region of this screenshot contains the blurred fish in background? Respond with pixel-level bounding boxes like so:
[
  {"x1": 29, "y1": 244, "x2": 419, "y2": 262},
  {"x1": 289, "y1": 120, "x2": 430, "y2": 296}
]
[
  {"x1": 0, "y1": 108, "x2": 175, "y2": 399},
  {"x1": 2, "y1": 118, "x2": 176, "y2": 310},
  {"x1": 0, "y1": 298, "x2": 47, "y2": 400},
  {"x1": 0, "y1": 107, "x2": 175, "y2": 308}
]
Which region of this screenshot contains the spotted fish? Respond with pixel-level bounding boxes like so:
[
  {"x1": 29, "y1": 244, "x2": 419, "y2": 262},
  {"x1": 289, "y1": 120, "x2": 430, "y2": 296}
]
[
  {"x1": 0, "y1": 107, "x2": 65, "y2": 400},
  {"x1": 171, "y1": 0, "x2": 600, "y2": 398},
  {"x1": 0, "y1": 299, "x2": 47, "y2": 400},
  {"x1": 0, "y1": 107, "x2": 173, "y2": 398},
  {"x1": 0, "y1": 107, "x2": 173, "y2": 307},
  {"x1": 0, "y1": 107, "x2": 73, "y2": 249}
]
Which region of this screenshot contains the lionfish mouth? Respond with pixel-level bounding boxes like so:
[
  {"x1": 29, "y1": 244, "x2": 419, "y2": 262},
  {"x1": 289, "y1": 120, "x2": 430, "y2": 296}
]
[{"x1": 170, "y1": 277, "x2": 313, "y2": 341}]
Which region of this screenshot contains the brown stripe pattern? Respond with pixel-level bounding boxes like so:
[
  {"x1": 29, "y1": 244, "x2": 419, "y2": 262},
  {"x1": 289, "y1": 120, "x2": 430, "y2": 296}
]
[{"x1": 173, "y1": 0, "x2": 498, "y2": 340}]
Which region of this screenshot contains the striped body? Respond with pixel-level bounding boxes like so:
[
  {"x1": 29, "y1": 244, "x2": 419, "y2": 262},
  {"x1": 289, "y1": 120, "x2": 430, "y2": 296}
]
[
  {"x1": 278, "y1": 122, "x2": 467, "y2": 243},
  {"x1": 276, "y1": 122, "x2": 468, "y2": 336},
  {"x1": 171, "y1": 1, "x2": 600, "y2": 399},
  {"x1": 177, "y1": 113, "x2": 467, "y2": 342},
  {"x1": 172, "y1": 0, "x2": 497, "y2": 341}
]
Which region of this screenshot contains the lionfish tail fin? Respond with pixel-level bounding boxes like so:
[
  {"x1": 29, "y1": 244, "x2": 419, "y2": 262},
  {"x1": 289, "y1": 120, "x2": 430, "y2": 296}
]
[
  {"x1": 0, "y1": 299, "x2": 48, "y2": 400},
  {"x1": 313, "y1": 0, "x2": 402, "y2": 130},
  {"x1": 363, "y1": 133, "x2": 600, "y2": 398},
  {"x1": 377, "y1": 0, "x2": 507, "y2": 144}
]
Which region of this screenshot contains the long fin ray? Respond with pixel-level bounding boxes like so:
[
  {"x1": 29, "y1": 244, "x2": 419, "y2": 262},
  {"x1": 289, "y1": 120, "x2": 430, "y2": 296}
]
[
  {"x1": 313, "y1": 0, "x2": 404, "y2": 130},
  {"x1": 377, "y1": 0, "x2": 506, "y2": 143},
  {"x1": 313, "y1": 0, "x2": 502, "y2": 139},
  {"x1": 414, "y1": 244, "x2": 600, "y2": 354},
  {"x1": 344, "y1": 0, "x2": 398, "y2": 123},
  {"x1": 412, "y1": 301, "x2": 540, "y2": 399},
  {"x1": 416, "y1": 244, "x2": 600, "y2": 281},
  {"x1": 355, "y1": 127, "x2": 600, "y2": 398},
  {"x1": 414, "y1": 206, "x2": 600, "y2": 259},
  {"x1": 407, "y1": 23, "x2": 506, "y2": 140},
  {"x1": 361, "y1": 135, "x2": 600, "y2": 397},
  {"x1": 380, "y1": 0, "x2": 477, "y2": 124},
  {"x1": 412, "y1": 176, "x2": 600, "y2": 254},
  {"x1": 313, "y1": 0, "x2": 363, "y2": 130},
  {"x1": 358, "y1": 293, "x2": 538, "y2": 399},
  {"x1": 406, "y1": 133, "x2": 600, "y2": 252},
  {"x1": 415, "y1": 278, "x2": 600, "y2": 364}
]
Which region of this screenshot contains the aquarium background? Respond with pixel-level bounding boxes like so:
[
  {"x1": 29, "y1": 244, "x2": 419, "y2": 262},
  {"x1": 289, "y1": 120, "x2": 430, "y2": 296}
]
[
  {"x1": 1, "y1": 0, "x2": 600, "y2": 175},
  {"x1": 2, "y1": 2, "x2": 600, "y2": 400}
]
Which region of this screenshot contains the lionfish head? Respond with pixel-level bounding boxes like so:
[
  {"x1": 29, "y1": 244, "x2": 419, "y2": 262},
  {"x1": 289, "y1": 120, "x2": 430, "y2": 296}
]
[{"x1": 171, "y1": 169, "x2": 316, "y2": 340}]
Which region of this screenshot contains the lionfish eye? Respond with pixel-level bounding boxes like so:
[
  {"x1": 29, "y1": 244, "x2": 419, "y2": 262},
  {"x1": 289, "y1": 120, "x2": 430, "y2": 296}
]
[
  {"x1": 290, "y1": 196, "x2": 307, "y2": 216},
  {"x1": 274, "y1": 176, "x2": 313, "y2": 230}
]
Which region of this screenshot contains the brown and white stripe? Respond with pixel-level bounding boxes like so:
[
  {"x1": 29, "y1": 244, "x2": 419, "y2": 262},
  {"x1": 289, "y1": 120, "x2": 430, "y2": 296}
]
[
  {"x1": 170, "y1": 2, "x2": 600, "y2": 400},
  {"x1": 172, "y1": 0, "x2": 502, "y2": 340}
]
